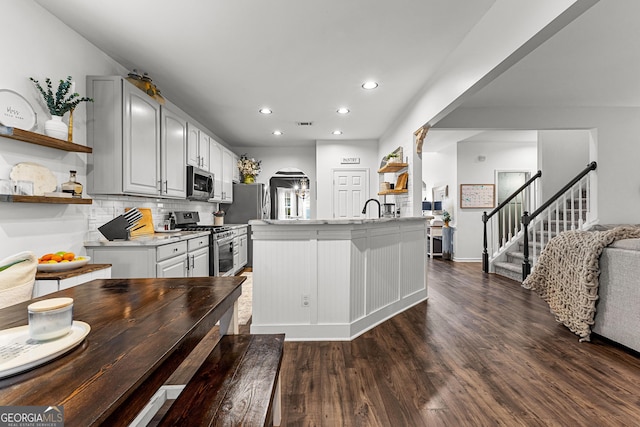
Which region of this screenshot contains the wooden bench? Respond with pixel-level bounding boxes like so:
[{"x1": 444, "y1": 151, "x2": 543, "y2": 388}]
[{"x1": 158, "y1": 333, "x2": 285, "y2": 426}]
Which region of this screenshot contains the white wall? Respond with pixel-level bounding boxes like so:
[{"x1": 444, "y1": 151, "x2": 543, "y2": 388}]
[
  {"x1": 538, "y1": 130, "x2": 590, "y2": 200},
  {"x1": 234, "y1": 145, "x2": 317, "y2": 218},
  {"x1": 315, "y1": 140, "x2": 379, "y2": 219},
  {"x1": 423, "y1": 143, "x2": 457, "y2": 209},
  {"x1": 378, "y1": 0, "x2": 585, "y2": 217},
  {"x1": 455, "y1": 141, "x2": 537, "y2": 261},
  {"x1": 436, "y1": 106, "x2": 639, "y2": 225},
  {"x1": 0, "y1": 1, "x2": 227, "y2": 260},
  {"x1": 0, "y1": 1, "x2": 129, "y2": 259}
]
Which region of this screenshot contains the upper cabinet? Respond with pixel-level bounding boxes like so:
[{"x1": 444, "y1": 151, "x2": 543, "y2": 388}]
[
  {"x1": 209, "y1": 138, "x2": 223, "y2": 201},
  {"x1": 221, "y1": 148, "x2": 234, "y2": 203},
  {"x1": 87, "y1": 76, "x2": 186, "y2": 198},
  {"x1": 187, "y1": 124, "x2": 210, "y2": 171},
  {"x1": 160, "y1": 107, "x2": 187, "y2": 198},
  {"x1": 232, "y1": 152, "x2": 240, "y2": 183}
]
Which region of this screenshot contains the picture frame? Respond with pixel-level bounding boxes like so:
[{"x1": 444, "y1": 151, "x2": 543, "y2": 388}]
[{"x1": 460, "y1": 184, "x2": 495, "y2": 209}]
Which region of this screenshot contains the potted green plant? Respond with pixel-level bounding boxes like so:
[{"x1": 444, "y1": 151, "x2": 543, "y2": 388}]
[
  {"x1": 30, "y1": 76, "x2": 93, "y2": 140},
  {"x1": 442, "y1": 210, "x2": 452, "y2": 227},
  {"x1": 385, "y1": 152, "x2": 400, "y2": 164}
]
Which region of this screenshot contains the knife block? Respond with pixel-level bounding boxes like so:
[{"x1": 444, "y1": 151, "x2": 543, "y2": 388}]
[{"x1": 98, "y1": 215, "x2": 130, "y2": 241}]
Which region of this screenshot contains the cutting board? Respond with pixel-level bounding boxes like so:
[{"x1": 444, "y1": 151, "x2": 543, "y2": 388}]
[{"x1": 127, "y1": 208, "x2": 155, "y2": 237}]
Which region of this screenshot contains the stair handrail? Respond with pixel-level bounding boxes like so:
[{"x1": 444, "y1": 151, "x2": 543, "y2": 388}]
[
  {"x1": 482, "y1": 170, "x2": 542, "y2": 273},
  {"x1": 521, "y1": 161, "x2": 597, "y2": 279}
]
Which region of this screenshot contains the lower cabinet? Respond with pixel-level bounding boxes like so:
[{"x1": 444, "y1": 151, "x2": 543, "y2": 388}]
[
  {"x1": 86, "y1": 234, "x2": 210, "y2": 279},
  {"x1": 233, "y1": 226, "x2": 248, "y2": 274},
  {"x1": 155, "y1": 238, "x2": 211, "y2": 278}
]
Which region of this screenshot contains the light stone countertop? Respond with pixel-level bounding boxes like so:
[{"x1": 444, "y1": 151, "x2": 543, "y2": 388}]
[
  {"x1": 84, "y1": 230, "x2": 211, "y2": 247},
  {"x1": 250, "y1": 217, "x2": 430, "y2": 226}
]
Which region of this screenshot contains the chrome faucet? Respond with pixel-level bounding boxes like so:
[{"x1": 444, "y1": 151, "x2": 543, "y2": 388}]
[{"x1": 362, "y1": 199, "x2": 381, "y2": 218}]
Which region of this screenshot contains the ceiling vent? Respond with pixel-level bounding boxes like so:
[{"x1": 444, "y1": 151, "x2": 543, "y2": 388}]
[{"x1": 296, "y1": 121, "x2": 313, "y2": 126}]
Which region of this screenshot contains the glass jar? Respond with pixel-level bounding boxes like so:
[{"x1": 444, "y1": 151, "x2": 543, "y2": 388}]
[{"x1": 61, "y1": 170, "x2": 83, "y2": 198}]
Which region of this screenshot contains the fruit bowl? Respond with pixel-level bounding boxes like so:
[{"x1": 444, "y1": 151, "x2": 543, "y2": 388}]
[{"x1": 37, "y1": 257, "x2": 91, "y2": 272}]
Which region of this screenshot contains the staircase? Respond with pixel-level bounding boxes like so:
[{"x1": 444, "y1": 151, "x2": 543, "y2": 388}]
[
  {"x1": 484, "y1": 162, "x2": 597, "y2": 282},
  {"x1": 494, "y1": 208, "x2": 587, "y2": 281}
]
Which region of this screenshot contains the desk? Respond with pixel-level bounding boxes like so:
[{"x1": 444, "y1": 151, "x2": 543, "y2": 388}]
[{"x1": 0, "y1": 276, "x2": 244, "y2": 426}]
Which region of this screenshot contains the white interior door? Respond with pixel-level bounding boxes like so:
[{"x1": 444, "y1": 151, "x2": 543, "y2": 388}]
[{"x1": 332, "y1": 169, "x2": 368, "y2": 218}]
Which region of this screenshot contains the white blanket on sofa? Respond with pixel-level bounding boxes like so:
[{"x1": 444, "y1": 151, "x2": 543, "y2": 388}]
[{"x1": 522, "y1": 226, "x2": 640, "y2": 341}]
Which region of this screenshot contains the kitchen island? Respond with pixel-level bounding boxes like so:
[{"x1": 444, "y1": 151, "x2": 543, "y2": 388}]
[{"x1": 249, "y1": 217, "x2": 428, "y2": 340}]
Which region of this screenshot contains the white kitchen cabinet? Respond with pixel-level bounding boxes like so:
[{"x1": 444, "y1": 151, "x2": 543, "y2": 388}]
[
  {"x1": 86, "y1": 233, "x2": 210, "y2": 279},
  {"x1": 233, "y1": 236, "x2": 240, "y2": 274},
  {"x1": 157, "y1": 253, "x2": 188, "y2": 278},
  {"x1": 233, "y1": 226, "x2": 248, "y2": 274},
  {"x1": 87, "y1": 76, "x2": 184, "y2": 198},
  {"x1": 156, "y1": 239, "x2": 209, "y2": 278},
  {"x1": 187, "y1": 123, "x2": 210, "y2": 171},
  {"x1": 187, "y1": 235, "x2": 210, "y2": 277},
  {"x1": 221, "y1": 147, "x2": 234, "y2": 203},
  {"x1": 239, "y1": 231, "x2": 248, "y2": 268},
  {"x1": 209, "y1": 139, "x2": 224, "y2": 201},
  {"x1": 232, "y1": 152, "x2": 240, "y2": 183},
  {"x1": 189, "y1": 247, "x2": 210, "y2": 277},
  {"x1": 160, "y1": 106, "x2": 187, "y2": 198}
]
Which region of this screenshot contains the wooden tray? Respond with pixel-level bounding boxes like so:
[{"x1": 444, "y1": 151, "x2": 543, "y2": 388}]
[{"x1": 395, "y1": 172, "x2": 409, "y2": 190}]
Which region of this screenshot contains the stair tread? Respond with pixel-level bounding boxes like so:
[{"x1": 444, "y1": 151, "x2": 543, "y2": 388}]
[{"x1": 494, "y1": 261, "x2": 522, "y2": 272}]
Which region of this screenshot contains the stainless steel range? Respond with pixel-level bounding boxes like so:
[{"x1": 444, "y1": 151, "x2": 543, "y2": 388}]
[{"x1": 173, "y1": 211, "x2": 235, "y2": 276}]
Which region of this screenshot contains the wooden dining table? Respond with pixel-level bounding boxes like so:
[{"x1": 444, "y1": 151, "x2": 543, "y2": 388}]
[{"x1": 0, "y1": 275, "x2": 244, "y2": 426}]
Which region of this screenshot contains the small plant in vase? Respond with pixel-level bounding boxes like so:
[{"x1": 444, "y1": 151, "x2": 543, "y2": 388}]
[
  {"x1": 30, "y1": 76, "x2": 93, "y2": 141},
  {"x1": 385, "y1": 152, "x2": 400, "y2": 164},
  {"x1": 442, "y1": 210, "x2": 452, "y2": 227}
]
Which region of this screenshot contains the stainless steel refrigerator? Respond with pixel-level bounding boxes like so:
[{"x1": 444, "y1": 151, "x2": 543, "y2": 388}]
[{"x1": 221, "y1": 183, "x2": 269, "y2": 267}]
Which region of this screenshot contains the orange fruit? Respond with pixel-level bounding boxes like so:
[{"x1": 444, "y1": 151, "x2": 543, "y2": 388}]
[
  {"x1": 63, "y1": 252, "x2": 75, "y2": 261},
  {"x1": 40, "y1": 254, "x2": 54, "y2": 261},
  {"x1": 52, "y1": 255, "x2": 63, "y2": 262}
]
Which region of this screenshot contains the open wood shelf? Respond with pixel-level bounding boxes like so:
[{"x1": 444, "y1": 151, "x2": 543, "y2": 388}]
[
  {"x1": 377, "y1": 163, "x2": 408, "y2": 173},
  {"x1": 0, "y1": 195, "x2": 92, "y2": 204},
  {"x1": 1, "y1": 127, "x2": 92, "y2": 153},
  {"x1": 377, "y1": 189, "x2": 408, "y2": 196}
]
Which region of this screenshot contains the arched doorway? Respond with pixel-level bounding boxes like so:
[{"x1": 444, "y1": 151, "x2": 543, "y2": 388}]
[{"x1": 269, "y1": 168, "x2": 310, "y2": 220}]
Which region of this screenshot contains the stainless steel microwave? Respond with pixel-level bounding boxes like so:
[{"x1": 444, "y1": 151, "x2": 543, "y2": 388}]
[{"x1": 186, "y1": 165, "x2": 214, "y2": 201}]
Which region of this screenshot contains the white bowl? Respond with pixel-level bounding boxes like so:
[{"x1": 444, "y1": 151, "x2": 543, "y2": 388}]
[{"x1": 37, "y1": 257, "x2": 91, "y2": 272}]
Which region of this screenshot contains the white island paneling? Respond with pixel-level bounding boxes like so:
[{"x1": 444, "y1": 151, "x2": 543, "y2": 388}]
[{"x1": 250, "y1": 217, "x2": 428, "y2": 340}]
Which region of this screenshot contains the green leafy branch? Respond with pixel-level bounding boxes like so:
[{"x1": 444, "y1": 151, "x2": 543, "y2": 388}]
[{"x1": 30, "y1": 76, "x2": 93, "y2": 116}]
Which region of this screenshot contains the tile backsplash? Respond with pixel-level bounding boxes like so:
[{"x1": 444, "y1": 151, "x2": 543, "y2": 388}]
[{"x1": 87, "y1": 195, "x2": 219, "y2": 242}]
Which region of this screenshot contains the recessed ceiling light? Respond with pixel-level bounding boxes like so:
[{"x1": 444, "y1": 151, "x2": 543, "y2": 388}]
[
  {"x1": 337, "y1": 107, "x2": 350, "y2": 114},
  {"x1": 272, "y1": 130, "x2": 283, "y2": 135},
  {"x1": 332, "y1": 130, "x2": 343, "y2": 135},
  {"x1": 361, "y1": 81, "x2": 378, "y2": 90},
  {"x1": 259, "y1": 108, "x2": 272, "y2": 114}
]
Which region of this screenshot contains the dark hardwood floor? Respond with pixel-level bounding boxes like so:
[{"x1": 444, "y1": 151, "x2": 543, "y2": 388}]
[
  {"x1": 156, "y1": 261, "x2": 640, "y2": 426},
  {"x1": 279, "y1": 259, "x2": 640, "y2": 426}
]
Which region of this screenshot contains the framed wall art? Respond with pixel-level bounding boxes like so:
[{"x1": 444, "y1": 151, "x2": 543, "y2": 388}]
[{"x1": 460, "y1": 184, "x2": 495, "y2": 209}]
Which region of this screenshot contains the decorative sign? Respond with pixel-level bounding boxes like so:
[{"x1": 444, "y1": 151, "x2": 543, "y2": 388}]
[
  {"x1": 341, "y1": 157, "x2": 360, "y2": 164},
  {"x1": 0, "y1": 89, "x2": 37, "y2": 130},
  {"x1": 460, "y1": 184, "x2": 495, "y2": 209}
]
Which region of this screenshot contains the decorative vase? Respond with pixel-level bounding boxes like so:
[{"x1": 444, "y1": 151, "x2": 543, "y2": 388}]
[
  {"x1": 44, "y1": 115, "x2": 68, "y2": 140},
  {"x1": 243, "y1": 175, "x2": 255, "y2": 184}
]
